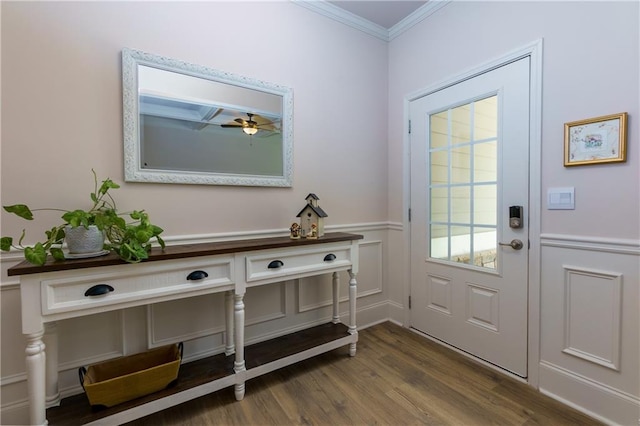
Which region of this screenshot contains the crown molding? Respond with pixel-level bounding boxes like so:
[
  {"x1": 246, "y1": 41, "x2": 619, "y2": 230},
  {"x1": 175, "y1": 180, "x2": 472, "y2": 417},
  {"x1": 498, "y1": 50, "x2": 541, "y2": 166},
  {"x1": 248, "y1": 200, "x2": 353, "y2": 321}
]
[
  {"x1": 388, "y1": 1, "x2": 451, "y2": 40},
  {"x1": 292, "y1": 0, "x2": 451, "y2": 42},
  {"x1": 292, "y1": 0, "x2": 389, "y2": 41}
]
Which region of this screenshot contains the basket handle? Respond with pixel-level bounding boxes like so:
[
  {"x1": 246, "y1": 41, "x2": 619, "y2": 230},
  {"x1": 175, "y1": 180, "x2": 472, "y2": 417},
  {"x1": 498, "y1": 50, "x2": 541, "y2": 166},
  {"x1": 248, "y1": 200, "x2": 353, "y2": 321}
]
[{"x1": 78, "y1": 366, "x2": 87, "y2": 390}]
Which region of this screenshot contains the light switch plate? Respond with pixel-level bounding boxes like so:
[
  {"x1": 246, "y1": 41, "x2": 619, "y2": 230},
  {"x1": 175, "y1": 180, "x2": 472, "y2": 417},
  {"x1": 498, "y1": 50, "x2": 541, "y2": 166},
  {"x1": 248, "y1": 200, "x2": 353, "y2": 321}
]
[{"x1": 547, "y1": 187, "x2": 575, "y2": 210}]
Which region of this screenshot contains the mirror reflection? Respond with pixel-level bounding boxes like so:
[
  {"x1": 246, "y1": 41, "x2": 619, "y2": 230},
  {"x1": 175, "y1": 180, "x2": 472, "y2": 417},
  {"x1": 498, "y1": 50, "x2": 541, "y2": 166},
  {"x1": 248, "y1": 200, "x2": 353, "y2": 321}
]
[{"x1": 122, "y1": 48, "x2": 293, "y2": 186}]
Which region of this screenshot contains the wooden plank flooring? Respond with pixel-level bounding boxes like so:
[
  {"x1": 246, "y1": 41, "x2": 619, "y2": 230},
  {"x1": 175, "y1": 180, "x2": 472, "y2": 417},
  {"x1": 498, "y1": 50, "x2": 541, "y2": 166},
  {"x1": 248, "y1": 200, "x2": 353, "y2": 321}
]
[{"x1": 126, "y1": 322, "x2": 602, "y2": 426}]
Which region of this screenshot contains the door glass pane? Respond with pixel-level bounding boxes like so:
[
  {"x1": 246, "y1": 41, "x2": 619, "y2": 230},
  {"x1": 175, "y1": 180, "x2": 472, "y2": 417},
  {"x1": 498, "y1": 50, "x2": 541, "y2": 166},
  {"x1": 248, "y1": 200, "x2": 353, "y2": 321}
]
[
  {"x1": 473, "y1": 184, "x2": 497, "y2": 225},
  {"x1": 474, "y1": 141, "x2": 497, "y2": 182},
  {"x1": 430, "y1": 187, "x2": 448, "y2": 223},
  {"x1": 428, "y1": 95, "x2": 498, "y2": 270},
  {"x1": 430, "y1": 150, "x2": 448, "y2": 184},
  {"x1": 451, "y1": 145, "x2": 471, "y2": 183},
  {"x1": 451, "y1": 186, "x2": 470, "y2": 224},
  {"x1": 430, "y1": 224, "x2": 449, "y2": 260},
  {"x1": 451, "y1": 105, "x2": 471, "y2": 145},
  {"x1": 474, "y1": 96, "x2": 498, "y2": 140},
  {"x1": 430, "y1": 111, "x2": 449, "y2": 149},
  {"x1": 473, "y1": 228, "x2": 496, "y2": 268},
  {"x1": 451, "y1": 226, "x2": 471, "y2": 264}
]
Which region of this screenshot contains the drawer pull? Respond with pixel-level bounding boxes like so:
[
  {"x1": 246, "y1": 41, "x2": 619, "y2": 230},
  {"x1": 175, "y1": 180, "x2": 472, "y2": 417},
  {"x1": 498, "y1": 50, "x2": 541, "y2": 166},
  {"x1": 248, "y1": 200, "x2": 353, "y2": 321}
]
[
  {"x1": 268, "y1": 260, "x2": 284, "y2": 269},
  {"x1": 84, "y1": 284, "x2": 114, "y2": 297},
  {"x1": 187, "y1": 270, "x2": 209, "y2": 281},
  {"x1": 324, "y1": 253, "x2": 337, "y2": 262}
]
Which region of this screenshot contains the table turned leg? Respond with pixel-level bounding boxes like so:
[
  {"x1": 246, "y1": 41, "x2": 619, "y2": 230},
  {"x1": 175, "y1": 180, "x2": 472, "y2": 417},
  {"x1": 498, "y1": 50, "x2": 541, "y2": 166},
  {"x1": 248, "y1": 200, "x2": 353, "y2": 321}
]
[
  {"x1": 43, "y1": 322, "x2": 60, "y2": 408},
  {"x1": 225, "y1": 291, "x2": 235, "y2": 356},
  {"x1": 233, "y1": 293, "x2": 246, "y2": 400},
  {"x1": 25, "y1": 330, "x2": 47, "y2": 425},
  {"x1": 332, "y1": 272, "x2": 340, "y2": 324},
  {"x1": 348, "y1": 270, "x2": 358, "y2": 357}
]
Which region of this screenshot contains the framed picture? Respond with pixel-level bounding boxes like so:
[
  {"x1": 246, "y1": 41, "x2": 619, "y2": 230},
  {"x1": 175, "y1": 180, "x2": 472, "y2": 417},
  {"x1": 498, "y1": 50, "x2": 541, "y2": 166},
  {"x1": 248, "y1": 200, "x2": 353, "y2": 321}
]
[{"x1": 564, "y1": 112, "x2": 628, "y2": 166}]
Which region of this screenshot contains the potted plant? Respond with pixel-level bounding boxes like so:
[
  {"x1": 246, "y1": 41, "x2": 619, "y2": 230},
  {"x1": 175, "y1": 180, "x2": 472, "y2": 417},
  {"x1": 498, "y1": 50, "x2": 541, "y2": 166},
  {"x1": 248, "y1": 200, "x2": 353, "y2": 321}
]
[{"x1": 1, "y1": 170, "x2": 165, "y2": 266}]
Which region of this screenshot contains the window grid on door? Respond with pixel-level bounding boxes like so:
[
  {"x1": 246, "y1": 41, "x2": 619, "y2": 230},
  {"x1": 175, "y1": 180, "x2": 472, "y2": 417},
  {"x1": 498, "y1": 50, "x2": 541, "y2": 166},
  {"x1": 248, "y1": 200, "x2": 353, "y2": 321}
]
[{"x1": 428, "y1": 95, "x2": 498, "y2": 269}]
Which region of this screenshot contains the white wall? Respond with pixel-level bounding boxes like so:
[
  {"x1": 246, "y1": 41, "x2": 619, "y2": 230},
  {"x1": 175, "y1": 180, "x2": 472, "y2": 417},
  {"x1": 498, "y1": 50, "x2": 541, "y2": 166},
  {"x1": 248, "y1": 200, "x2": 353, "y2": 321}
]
[
  {"x1": 0, "y1": 2, "x2": 391, "y2": 423},
  {"x1": 388, "y1": 2, "x2": 639, "y2": 424},
  {"x1": 0, "y1": 1, "x2": 389, "y2": 239},
  {"x1": 388, "y1": 1, "x2": 639, "y2": 236}
]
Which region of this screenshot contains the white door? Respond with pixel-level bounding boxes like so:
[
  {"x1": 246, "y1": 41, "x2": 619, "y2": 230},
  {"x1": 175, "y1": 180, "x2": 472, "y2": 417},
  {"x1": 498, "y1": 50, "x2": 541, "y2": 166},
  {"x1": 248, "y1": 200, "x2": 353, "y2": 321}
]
[{"x1": 409, "y1": 57, "x2": 530, "y2": 377}]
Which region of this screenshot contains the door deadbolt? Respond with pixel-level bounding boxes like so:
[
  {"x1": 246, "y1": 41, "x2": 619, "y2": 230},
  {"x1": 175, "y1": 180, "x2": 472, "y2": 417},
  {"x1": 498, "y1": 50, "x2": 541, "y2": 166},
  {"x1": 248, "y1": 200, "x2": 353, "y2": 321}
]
[{"x1": 499, "y1": 239, "x2": 524, "y2": 250}]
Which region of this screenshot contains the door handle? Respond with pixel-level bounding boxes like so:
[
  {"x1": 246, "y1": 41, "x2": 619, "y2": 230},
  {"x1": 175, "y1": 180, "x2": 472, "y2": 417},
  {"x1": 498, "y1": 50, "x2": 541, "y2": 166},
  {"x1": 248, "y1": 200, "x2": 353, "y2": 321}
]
[{"x1": 498, "y1": 239, "x2": 524, "y2": 250}]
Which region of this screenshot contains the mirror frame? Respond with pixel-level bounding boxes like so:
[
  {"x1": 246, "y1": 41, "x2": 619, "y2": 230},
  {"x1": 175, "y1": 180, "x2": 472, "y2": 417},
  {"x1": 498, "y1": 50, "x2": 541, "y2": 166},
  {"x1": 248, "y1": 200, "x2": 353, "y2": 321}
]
[{"x1": 122, "y1": 48, "x2": 294, "y2": 187}]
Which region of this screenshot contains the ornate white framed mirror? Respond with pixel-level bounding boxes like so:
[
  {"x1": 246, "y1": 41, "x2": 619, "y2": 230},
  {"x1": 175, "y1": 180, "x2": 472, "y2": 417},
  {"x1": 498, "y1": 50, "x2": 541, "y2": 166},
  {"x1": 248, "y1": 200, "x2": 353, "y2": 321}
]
[{"x1": 122, "y1": 48, "x2": 293, "y2": 187}]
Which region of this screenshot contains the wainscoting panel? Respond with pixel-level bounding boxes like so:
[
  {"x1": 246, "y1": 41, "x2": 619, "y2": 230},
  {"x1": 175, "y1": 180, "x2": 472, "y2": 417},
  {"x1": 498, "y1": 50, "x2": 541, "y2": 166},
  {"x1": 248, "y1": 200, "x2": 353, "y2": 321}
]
[
  {"x1": 298, "y1": 239, "x2": 383, "y2": 312},
  {"x1": 0, "y1": 284, "x2": 25, "y2": 379},
  {"x1": 57, "y1": 311, "x2": 124, "y2": 369},
  {"x1": 540, "y1": 234, "x2": 639, "y2": 425},
  {"x1": 148, "y1": 293, "x2": 226, "y2": 347},
  {"x1": 562, "y1": 265, "x2": 621, "y2": 371},
  {"x1": 244, "y1": 282, "x2": 287, "y2": 325}
]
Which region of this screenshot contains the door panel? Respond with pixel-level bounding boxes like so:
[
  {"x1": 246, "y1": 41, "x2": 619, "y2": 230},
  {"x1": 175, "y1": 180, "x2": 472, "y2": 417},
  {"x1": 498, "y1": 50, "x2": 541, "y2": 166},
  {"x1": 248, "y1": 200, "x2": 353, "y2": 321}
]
[{"x1": 410, "y1": 57, "x2": 530, "y2": 376}]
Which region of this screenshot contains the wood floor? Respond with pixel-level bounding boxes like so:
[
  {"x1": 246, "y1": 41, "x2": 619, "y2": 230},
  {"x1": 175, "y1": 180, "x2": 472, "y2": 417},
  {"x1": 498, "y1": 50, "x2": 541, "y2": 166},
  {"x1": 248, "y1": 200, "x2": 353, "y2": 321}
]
[{"x1": 126, "y1": 322, "x2": 602, "y2": 426}]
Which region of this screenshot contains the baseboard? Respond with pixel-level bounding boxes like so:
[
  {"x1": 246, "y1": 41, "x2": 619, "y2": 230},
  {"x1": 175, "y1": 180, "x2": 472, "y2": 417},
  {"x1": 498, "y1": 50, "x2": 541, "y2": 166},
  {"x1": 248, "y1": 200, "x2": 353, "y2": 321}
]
[
  {"x1": 539, "y1": 361, "x2": 640, "y2": 426},
  {"x1": 0, "y1": 399, "x2": 29, "y2": 426},
  {"x1": 353, "y1": 301, "x2": 391, "y2": 329},
  {"x1": 386, "y1": 300, "x2": 405, "y2": 325}
]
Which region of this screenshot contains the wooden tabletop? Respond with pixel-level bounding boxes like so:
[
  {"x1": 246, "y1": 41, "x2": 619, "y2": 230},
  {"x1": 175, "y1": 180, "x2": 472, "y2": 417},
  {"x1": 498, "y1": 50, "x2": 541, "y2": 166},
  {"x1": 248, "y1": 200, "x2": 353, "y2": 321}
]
[{"x1": 7, "y1": 232, "x2": 363, "y2": 276}]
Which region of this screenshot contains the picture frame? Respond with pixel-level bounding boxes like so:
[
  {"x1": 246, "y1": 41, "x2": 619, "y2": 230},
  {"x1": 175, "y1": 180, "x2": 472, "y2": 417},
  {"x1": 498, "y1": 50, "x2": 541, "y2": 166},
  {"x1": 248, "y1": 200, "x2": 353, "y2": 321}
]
[{"x1": 564, "y1": 112, "x2": 628, "y2": 166}]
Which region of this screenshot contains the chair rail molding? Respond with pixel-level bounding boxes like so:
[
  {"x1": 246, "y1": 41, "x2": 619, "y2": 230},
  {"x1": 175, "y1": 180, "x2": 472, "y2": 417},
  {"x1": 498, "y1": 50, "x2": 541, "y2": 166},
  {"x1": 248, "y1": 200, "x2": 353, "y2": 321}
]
[{"x1": 540, "y1": 233, "x2": 640, "y2": 255}]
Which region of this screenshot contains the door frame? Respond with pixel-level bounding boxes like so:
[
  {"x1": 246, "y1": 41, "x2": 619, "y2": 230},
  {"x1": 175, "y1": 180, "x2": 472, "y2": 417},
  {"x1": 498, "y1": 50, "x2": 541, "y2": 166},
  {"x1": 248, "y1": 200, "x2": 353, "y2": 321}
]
[{"x1": 402, "y1": 39, "x2": 543, "y2": 387}]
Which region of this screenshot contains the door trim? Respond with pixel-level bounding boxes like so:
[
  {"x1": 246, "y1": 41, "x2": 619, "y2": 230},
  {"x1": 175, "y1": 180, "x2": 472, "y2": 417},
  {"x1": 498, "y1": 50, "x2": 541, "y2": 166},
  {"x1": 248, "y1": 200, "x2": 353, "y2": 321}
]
[{"x1": 402, "y1": 39, "x2": 543, "y2": 387}]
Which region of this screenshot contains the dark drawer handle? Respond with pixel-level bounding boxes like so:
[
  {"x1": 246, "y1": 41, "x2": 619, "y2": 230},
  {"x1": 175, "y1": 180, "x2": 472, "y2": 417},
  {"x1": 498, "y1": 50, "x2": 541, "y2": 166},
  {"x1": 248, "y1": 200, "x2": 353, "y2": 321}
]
[
  {"x1": 268, "y1": 260, "x2": 284, "y2": 269},
  {"x1": 84, "y1": 284, "x2": 114, "y2": 297},
  {"x1": 78, "y1": 366, "x2": 87, "y2": 390},
  {"x1": 324, "y1": 253, "x2": 337, "y2": 262},
  {"x1": 187, "y1": 270, "x2": 209, "y2": 281}
]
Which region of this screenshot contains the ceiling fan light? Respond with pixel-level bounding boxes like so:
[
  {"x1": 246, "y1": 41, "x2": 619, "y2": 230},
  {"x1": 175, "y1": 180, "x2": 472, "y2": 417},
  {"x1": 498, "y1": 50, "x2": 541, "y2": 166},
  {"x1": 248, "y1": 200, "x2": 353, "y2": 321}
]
[{"x1": 243, "y1": 126, "x2": 258, "y2": 136}]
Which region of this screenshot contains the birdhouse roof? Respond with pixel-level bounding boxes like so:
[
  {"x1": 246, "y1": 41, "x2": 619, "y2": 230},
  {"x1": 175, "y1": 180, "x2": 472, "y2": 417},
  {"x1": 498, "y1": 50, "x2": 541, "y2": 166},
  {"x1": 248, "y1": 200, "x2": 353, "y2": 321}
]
[
  {"x1": 305, "y1": 193, "x2": 319, "y2": 201},
  {"x1": 296, "y1": 204, "x2": 328, "y2": 218}
]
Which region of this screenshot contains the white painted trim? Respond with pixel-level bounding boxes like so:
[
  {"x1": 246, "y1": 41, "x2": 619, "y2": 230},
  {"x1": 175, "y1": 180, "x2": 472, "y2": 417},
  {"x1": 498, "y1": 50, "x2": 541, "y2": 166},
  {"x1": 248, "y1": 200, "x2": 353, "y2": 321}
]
[
  {"x1": 0, "y1": 282, "x2": 19, "y2": 291},
  {"x1": 562, "y1": 266, "x2": 622, "y2": 371},
  {"x1": 147, "y1": 305, "x2": 228, "y2": 349},
  {"x1": 541, "y1": 233, "x2": 640, "y2": 255},
  {"x1": 0, "y1": 372, "x2": 27, "y2": 386},
  {"x1": 527, "y1": 38, "x2": 544, "y2": 389},
  {"x1": 406, "y1": 39, "x2": 545, "y2": 102},
  {"x1": 539, "y1": 360, "x2": 640, "y2": 426},
  {"x1": 0, "y1": 398, "x2": 29, "y2": 426},
  {"x1": 245, "y1": 282, "x2": 287, "y2": 327},
  {"x1": 388, "y1": 1, "x2": 451, "y2": 41},
  {"x1": 387, "y1": 222, "x2": 403, "y2": 232},
  {"x1": 403, "y1": 39, "x2": 544, "y2": 386},
  {"x1": 159, "y1": 222, "x2": 390, "y2": 245},
  {"x1": 291, "y1": 0, "x2": 389, "y2": 41},
  {"x1": 387, "y1": 300, "x2": 405, "y2": 324},
  {"x1": 291, "y1": 0, "x2": 452, "y2": 42},
  {"x1": 327, "y1": 222, "x2": 390, "y2": 233},
  {"x1": 57, "y1": 311, "x2": 125, "y2": 372}
]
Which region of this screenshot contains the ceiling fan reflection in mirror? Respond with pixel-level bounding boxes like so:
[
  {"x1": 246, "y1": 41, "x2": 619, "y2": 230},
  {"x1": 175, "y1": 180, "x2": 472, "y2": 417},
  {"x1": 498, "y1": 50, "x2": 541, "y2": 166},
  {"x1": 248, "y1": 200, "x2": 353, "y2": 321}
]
[{"x1": 221, "y1": 113, "x2": 279, "y2": 136}]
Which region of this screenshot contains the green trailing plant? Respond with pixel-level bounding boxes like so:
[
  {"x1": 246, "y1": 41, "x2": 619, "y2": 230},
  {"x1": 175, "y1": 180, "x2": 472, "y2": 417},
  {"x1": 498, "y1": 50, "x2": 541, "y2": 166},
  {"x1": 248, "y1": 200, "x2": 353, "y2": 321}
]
[{"x1": 1, "y1": 170, "x2": 165, "y2": 266}]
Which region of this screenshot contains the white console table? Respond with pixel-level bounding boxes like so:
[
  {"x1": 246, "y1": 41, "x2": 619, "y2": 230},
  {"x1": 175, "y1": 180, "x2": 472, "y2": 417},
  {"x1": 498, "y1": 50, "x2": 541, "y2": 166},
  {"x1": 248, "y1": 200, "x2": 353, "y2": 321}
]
[{"x1": 8, "y1": 232, "x2": 362, "y2": 425}]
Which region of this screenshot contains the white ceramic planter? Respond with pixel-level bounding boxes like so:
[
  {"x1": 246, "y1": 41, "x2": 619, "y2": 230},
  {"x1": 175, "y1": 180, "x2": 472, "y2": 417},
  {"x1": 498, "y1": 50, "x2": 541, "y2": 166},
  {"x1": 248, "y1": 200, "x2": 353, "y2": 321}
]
[{"x1": 65, "y1": 225, "x2": 105, "y2": 254}]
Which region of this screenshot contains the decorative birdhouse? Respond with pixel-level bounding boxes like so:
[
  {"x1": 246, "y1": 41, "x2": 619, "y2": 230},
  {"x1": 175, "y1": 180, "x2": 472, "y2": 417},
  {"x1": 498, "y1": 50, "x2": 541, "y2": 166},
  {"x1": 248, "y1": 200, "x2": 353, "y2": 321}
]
[{"x1": 296, "y1": 193, "x2": 327, "y2": 238}]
